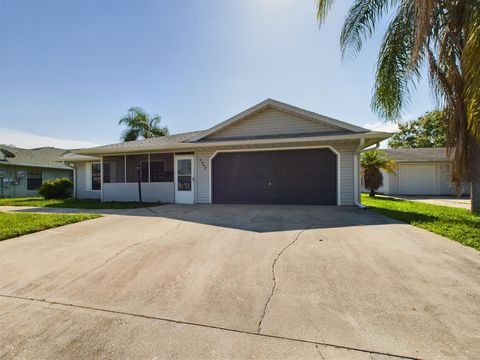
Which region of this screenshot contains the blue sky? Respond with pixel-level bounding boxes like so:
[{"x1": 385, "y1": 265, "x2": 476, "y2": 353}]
[{"x1": 0, "y1": 0, "x2": 434, "y2": 148}]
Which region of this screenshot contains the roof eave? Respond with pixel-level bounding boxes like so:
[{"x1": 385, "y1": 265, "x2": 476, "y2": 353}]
[
  {"x1": 75, "y1": 131, "x2": 393, "y2": 156},
  {"x1": 0, "y1": 161, "x2": 72, "y2": 170}
]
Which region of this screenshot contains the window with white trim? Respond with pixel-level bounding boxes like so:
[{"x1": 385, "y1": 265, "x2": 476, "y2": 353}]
[
  {"x1": 27, "y1": 168, "x2": 42, "y2": 190},
  {"x1": 91, "y1": 163, "x2": 101, "y2": 190}
]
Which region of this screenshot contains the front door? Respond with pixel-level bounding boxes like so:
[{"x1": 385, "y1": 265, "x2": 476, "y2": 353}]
[{"x1": 175, "y1": 155, "x2": 195, "y2": 204}]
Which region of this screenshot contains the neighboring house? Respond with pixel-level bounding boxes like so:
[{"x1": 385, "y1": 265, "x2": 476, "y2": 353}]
[
  {"x1": 65, "y1": 99, "x2": 390, "y2": 205},
  {"x1": 368, "y1": 148, "x2": 470, "y2": 196},
  {"x1": 0, "y1": 145, "x2": 73, "y2": 198}
]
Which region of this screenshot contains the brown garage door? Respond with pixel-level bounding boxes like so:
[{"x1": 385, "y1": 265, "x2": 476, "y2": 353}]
[{"x1": 212, "y1": 148, "x2": 337, "y2": 205}]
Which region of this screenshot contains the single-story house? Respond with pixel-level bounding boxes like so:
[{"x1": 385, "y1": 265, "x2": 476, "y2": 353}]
[
  {"x1": 370, "y1": 148, "x2": 470, "y2": 196},
  {"x1": 0, "y1": 145, "x2": 73, "y2": 198},
  {"x1": 66, "y1": 99, "x2": 390, "y2": 206}
]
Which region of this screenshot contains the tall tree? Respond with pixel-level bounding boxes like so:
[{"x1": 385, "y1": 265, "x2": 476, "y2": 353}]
[
  {"x1": 361, "y1": 150, "x2": 396, "y2": 197},
  {"x1": 389, "y1": 110, "x2": 446, "y2": 148},
  {"x1": 316, "y1": 0, "x2": 480, "y2": 213},
  {"x1": 119, "y1": 107, "x2": 169, "y2": 142}
]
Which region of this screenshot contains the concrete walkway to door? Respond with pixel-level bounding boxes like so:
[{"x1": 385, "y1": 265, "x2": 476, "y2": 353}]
[{"x1": 0, "y1": 204, "x2": 479, "y2": 359}]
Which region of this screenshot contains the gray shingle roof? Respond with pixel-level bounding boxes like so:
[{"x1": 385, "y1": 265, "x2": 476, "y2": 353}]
[
  {"x1": 0, "y1": 145, "x2": 72, "y2": 170},
  {"x1": 75, "y1": 131, "x2": 204, "y2": 153},
  {"x1": 383, "y1": 148, "x2": 450, "y2": 162}
]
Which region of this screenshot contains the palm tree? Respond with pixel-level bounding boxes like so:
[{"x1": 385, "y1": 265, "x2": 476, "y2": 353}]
[
  {"x1": 316, "y1": 0, "x2": 480, "y2": 213},
  {"x1": 118, "y1": 107, "x2": 169, "y2": 142},
  {"x1": 361, "y1": 150, "x2": 396, "y2": 197}
]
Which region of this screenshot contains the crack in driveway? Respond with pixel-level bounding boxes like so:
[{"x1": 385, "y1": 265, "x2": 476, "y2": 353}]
[
  {"x1": 0, "y1": 294, "x2": 420, "y2": 360},
  {"x1": 256, "y1": 224, "x2": 312, "y2": 334},
  {"x1": 44, "y1": 221, "x2": 182, "y2": 300},
  {"x1": 315, "y1": 344, "x2": 327, "y2": 359}
]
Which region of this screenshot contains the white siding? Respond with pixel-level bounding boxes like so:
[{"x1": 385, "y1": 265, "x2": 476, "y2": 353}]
[
  {"x1": 103, "y1": 182, "x2": 174, "y2": 203},
  {"x1": 336, "y1": 142, "x2": 357, "y2": 206},
  {"x1": 195, "y1": 141, "x2": 359, "y2": 206},
  {"x1": 373, "y1": 162, "x2": 470, "y2": 196},
  {"x1": 75, "y1": 162, "x2": 101, "y2": 199},
  {"x1": 207, "y1": 108, "x2": 342, "y2": 140},
  {"x1": 195, "y1": 150, "x2": 212, "y2": 204}
]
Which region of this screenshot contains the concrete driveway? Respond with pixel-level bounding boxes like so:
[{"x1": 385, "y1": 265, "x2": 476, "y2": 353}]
[{"x1": 0, "y1": 205, "x2": 479, "y2": 360}]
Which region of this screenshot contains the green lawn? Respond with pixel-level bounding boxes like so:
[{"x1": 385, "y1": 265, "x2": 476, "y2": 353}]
[
  {"x1": 362, "y1": 194, "x2": 479, "y2": 251},
  {"x1": 0, "y1": 197, "x2": 158, "y2": 209},
  {"x1": 0, "y1": 212, "x2": 100, "y2": 241}
]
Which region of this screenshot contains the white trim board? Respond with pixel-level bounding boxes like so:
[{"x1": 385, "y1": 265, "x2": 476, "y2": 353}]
[{"x1": 207, "y1": 145, "x2": 341, "y2": 206}]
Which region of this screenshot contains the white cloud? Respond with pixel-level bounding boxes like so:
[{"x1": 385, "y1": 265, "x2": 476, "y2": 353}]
[
  {"x1": 362, "y1": 122, "x2": 400, "y2": 149},
  {"x1": 0, "y1": 128, "x2": 99, "y2": 149},
  {"x1": 362, "y1": 121, "x2": 399, "y2": 133}
]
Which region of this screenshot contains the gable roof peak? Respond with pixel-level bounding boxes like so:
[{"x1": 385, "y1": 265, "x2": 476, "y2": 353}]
[{"x1": 187, "y1": 99, "x2": 369, "y2": 142}]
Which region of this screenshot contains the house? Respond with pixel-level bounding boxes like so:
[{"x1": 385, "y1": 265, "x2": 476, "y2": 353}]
[
  {"x1": 372, "y1": 148, "x2": 470, "y2": 196},
  {"x1": 66, "y1": 99, "x2": 391, "y2": 205},
  {"x1": 0, "y1": 145, "x2": 73, "y2": 198}
]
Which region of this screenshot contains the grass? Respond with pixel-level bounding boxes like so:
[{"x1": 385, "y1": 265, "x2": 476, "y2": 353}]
[
  {"x1": 0, "y1": 212, "x2": 100, "y2": 241},
  {"x1": 362, "y1": 194, "x2": 480, "y2": 251},
  {"x1": 0, "y1": 197, "x2": 158, "y2": 209}
]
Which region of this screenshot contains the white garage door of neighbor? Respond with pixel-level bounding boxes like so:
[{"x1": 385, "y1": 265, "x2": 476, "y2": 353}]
[{"x1": 399, "y1": 164, "x2": 436, "y2": 195}]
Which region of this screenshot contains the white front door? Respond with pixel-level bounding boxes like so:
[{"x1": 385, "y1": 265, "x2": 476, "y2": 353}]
[{"x1": 175, "y1": 155, "x2": 195, "y2": 204}]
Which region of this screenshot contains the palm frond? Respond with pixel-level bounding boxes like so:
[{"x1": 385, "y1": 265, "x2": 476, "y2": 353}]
[
  {"x1": 121, "y1": 128, "x2": 140, "y2": 142},
  {"x1": 371, "y1": 1, "x2": 420, "y2": 121},
  {"x1": 340, "y1": 0, "x2": 393, "y2": 58},
  {"x1": 464, "y1": 2, "x2": 480, "y2": 141},
  {"x1": 410, "y1": 0, "x2": 436, "y2": 67},
  {"x1": 316, "y1": 0, "x2": 335, "y2": 24}
]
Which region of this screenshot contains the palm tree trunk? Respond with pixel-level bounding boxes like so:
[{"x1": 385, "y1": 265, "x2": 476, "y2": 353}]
[{"x1": 472, "y1": 139, "x2": 480, "y2": 214}]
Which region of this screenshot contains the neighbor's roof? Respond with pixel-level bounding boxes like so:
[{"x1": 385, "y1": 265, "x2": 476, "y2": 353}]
[
  {"x1": 383, "y1": 148, "x2": 450, "y2": 162},
  {"x1": 0, "y1": 145, "x2": 72, "y2": 170}
]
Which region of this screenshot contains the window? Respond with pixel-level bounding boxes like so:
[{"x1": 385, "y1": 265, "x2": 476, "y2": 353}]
[
  {"x1": 150, "y1": 160, "x2": 166, "y2": 182},
  {"x1": 91, "y1": 163, "x2": 101, "y2": 190},
  {"x1": 27, "y1": 168, "x2": 42, "y2": 190},
  {"x1": 177, "y1": 159, "x2": 192, "y2": 191}
]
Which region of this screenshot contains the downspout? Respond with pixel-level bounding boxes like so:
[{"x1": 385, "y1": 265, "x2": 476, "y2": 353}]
[{"x1": 354, "y1": 141, "x2": 381, "y2": 209}]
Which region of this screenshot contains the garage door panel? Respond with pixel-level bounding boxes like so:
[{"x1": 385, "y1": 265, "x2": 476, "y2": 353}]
[
  {"x1": 399, "y1": 164, "x2": 436, "y2": 195},
  {"x1": 212, "y1": 149, "x2": 337, "y2": 205}
]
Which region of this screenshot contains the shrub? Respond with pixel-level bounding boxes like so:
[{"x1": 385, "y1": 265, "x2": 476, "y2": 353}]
[{"x1": 38, "y1": 178, "x2": 73, "y2": 199}]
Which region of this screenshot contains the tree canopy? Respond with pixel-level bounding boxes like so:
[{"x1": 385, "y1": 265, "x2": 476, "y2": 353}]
[
  {"x1": 389, "y1": 111, "x2": 446, "y2": 149},
  {"x1": 315, "y1": 0, "x2": 480, "y2": 212}
]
